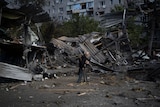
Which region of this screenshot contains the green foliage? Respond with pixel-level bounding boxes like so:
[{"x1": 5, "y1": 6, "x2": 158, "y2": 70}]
[
  {"x1": 40, "y1": 22, "x2": 54, "y2": 42},
  {"x1": 61, "y1": 14, "x2": 102, "y2": 37},
  {"x1": 111, "y1": 5, "x2": 124, "y2": 13},
  {"x1": 39, "y1": 14, "x2": 104, "y2": 42},
  {"x1": 110, "y1": 4, "x2": 147, "y2": 48},
  {"x1": 6, "y1": 26, "x2": 23, "y2": 38},
  {"x1": 127, "y1": 17, "x2": 144, "y2": 47},
  {"x1": 40, "y1": 21, "x2": 64, "y2": 42}
]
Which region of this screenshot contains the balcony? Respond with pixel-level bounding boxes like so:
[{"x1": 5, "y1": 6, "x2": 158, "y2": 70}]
[
  {"x1": 72, "y1": 9, "x2": 87, "y2": 13},
  {"x1": 86, "y1": 7, "x2": 93, "y2": 11},
  {"x1": 67, "y1": 0, "x2": 94, "y2": 5}
]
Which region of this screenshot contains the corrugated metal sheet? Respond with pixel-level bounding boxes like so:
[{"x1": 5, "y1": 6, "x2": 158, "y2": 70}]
[
  {"x1": 50, "y1": 38, "x2": 79, "y2": 55},
  {"x1": 100, "y1": 11, "x2": 123, "y2": 28},
  {"x1": 79, "y1": 35, "x2": 106, "y2": 63},
  {"x1": 0, "y1": 62, "x2": 32, "y2": 81}
]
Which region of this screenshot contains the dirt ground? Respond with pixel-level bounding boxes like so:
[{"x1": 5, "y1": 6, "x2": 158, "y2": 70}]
[{"x1": 0, "y1": 68, "x2": 160, "y2": 107}]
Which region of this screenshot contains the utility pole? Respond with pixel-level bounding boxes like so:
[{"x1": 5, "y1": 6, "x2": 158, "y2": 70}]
[
  {"x1": 0, "y1": 8, "x2": 2, "y2": 25},
  {"x1": 148, "y1": 0, "x2": 156, "y2": 56}
]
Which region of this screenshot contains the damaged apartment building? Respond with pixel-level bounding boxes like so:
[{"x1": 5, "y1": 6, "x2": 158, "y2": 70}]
[{"x1": 43, "y1": 0, "x2": 124, "y2": 21}]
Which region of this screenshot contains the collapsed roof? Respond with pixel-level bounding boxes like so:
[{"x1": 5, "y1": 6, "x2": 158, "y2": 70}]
[{"x1": 0, "y1": 0, "x2": 51, "y2": 28}]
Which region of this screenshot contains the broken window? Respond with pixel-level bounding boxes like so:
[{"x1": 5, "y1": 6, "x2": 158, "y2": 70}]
[
  {"x1": 59, "y1": 7, "x2": 63, "y2": 14},
  {"x1": 81, "y1": 3, "x2": 86, "y2": 9},
  {"x1": 88, "y1": 2, "x2": 93, "y2": 8},
  {"x1": 87, "y1": 11, "x2": 93, "y2": 17},
  {"x1": 53, "y1": 8, "x2": 55, "y2": 14},
  {"x1": 110, "y1": 0, "x2": 113, "y2": 5},
  {"x1": 59, "y1": 0, "x2": 63, "y2": 3},
  {"x1": 73, "y1": 4, "x2": 81, "y2": 10},
  {"x1": 48, "y1": 9, "x2": 50, "y2": 14},
  {"x1": 56, "y1": 0, "x2": 59, "y2": 3},
  {"x1": 47, "y1": 1, "x2": 50, "y2": 6},
  {"x1": 99, "y1": 11, "x2": 105, "y2": 15},
  {"x1": 59, "y1": 16, "x2": 63, "y2": 20},
  {"x1": 67, "y1": 11, "x2": 72, "y2": 15},
  {"x1": 70, "y1": 0, "x2": 76, "y2": 2},
  {"x1": 99, "y1": 1, "x2": 106, "y2": 8},
  {"x1": 67, "y1": 5, "x2": 72, "y2": 11}
]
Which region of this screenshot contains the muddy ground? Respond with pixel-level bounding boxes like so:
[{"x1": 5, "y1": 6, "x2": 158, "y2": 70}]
[{"x1": 0, "y1": 68, "x2": 160, "y2": 107}]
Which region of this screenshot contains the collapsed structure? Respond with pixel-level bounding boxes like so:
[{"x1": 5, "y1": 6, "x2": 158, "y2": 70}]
[
  {"x1": 0, "y1": 0, "x2": 51, "y2": 81},
  {"x1": 0, "y1": 0, "x2": 160, "y2": 82}
]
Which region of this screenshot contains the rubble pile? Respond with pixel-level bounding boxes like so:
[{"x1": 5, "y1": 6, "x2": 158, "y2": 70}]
[
  {"x1": 0, "y1": 0, "x2": 160, "y2": 83},
  {"x1": 47, "y1": 30, "x2": 160, "y2": 82},
  {"x1": 0, "y1": 27, "x2": 160, "y2": 82},
  {"x1": 48, "y1": 31, "x2": 130, "y2": 72}
]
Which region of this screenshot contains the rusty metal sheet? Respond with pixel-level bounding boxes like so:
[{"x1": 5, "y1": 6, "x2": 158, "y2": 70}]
[{"x1": 0, "y1": 62, "x2": 32, "y2": 81}]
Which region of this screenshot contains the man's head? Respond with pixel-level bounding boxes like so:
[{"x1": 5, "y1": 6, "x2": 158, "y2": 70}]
[{"x1": 84, "y1": 51, "x2": 90, "y2": 58}]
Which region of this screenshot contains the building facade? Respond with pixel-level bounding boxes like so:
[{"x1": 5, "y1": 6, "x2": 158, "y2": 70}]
[
  {"x1": 4, "y1": 0, "x2": 145, "y2": 22},
  {"x1": 44, "y1": 0, "x2": 125, "y2": 22}
]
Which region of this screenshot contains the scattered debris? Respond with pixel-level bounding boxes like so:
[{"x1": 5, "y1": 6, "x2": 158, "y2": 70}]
[
  {"x1": 77, "y1": 92, "x2": 87, "y2": 96},
  {"x1": 136, "y1": 96, "x2": 160, "y2": 102},
  {"x1": 39, "y1": 88, "x2": 95, "y2": 93},
  {"x1": 67, "y1": 83, "x2": 74, "y2": 87},
  {"x1": 9, "y1": 83, "x2": 24, "y2": 90},
  {"x1": 33, "y1": 74, "x2": 43, "y2": 81}
]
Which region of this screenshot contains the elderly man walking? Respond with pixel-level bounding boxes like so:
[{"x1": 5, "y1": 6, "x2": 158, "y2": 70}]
[{"x1": 77, "y1": 51, "x2": 90, "y2": 83}]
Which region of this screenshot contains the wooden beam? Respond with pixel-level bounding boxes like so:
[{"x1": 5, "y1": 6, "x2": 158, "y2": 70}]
[{"x1": 39, "y1": 88, "x2": 95, "y2": 92}]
